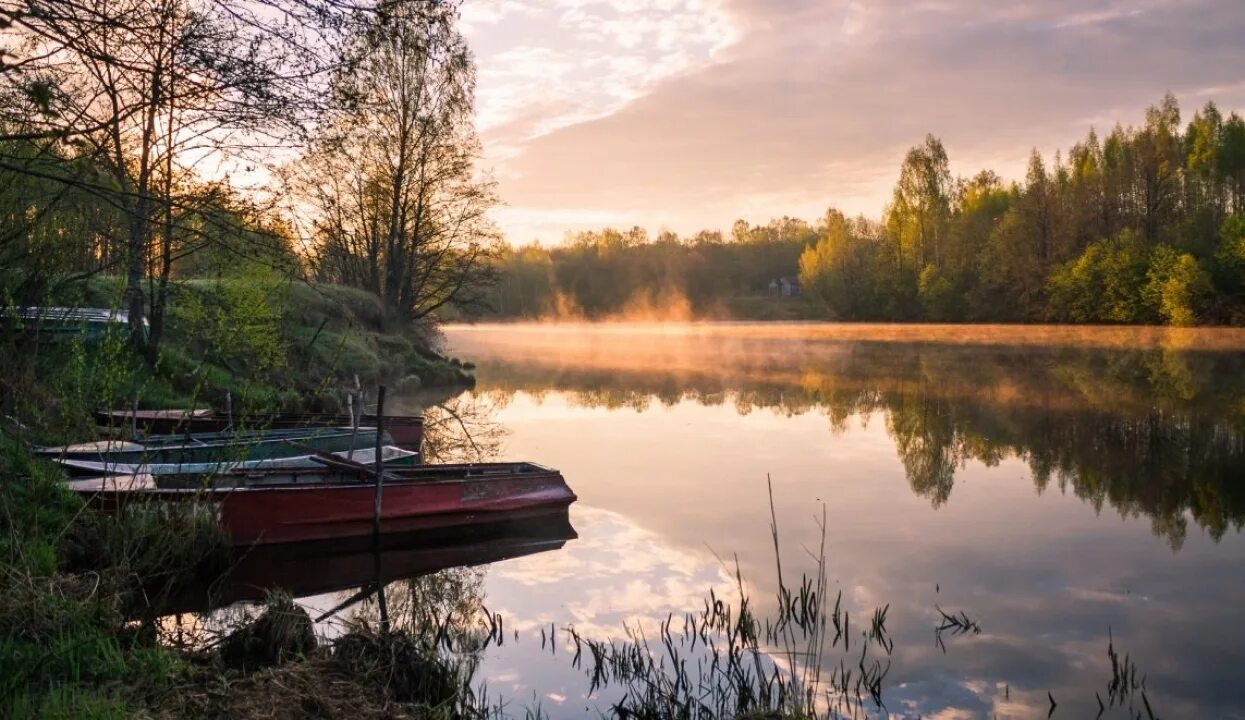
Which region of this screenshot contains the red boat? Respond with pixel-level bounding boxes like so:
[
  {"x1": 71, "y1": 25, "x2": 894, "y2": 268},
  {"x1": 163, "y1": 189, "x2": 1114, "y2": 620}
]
[
  {"x1": 96, "y1": 409, "x2": 425, "y2": 451},
  {"x1": 68, "y1": 462, "x2": 575, "y2": 546}
]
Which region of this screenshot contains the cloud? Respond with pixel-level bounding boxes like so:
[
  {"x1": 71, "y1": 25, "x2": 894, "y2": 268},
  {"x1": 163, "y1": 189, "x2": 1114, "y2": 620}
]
[{"x1": 467, "y1": 0, "x2": 1245, "y2": 242}]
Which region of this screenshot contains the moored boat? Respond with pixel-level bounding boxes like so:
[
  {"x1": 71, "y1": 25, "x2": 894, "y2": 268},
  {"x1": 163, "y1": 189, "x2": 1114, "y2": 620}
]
[
  {"x1": 55, "y1": 444, "x2": 420, "y2": 477},
  {"x1": 38, "y1": 426, "x2": 388, "y2": 476},
  {"x1": 1, "y1": 306, "x2": 147, "y2": 343},
  {"x1": 68, "y1": 462, "x2": 577, "y2": 545},
  {"x1": 96, "y1": 409, "x2": 425, "y2": 451}
]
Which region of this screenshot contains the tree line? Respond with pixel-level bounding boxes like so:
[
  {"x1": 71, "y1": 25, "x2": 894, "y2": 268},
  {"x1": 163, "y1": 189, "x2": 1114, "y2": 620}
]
[
  {"x1": 0, "y1": 0, "x2": 497, "y2": 361},
  {"x1": 483, "y1": 220, "x2": 817, "y2": 319},
  {"x1": 475, "y1": 95, "x2": 1245, "y2": 325}
]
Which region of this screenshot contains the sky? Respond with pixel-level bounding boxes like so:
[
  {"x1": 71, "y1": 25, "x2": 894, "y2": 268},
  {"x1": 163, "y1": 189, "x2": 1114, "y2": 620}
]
[{"x1": 459, "y1": 0, "x2": 1245, "y2": 246}]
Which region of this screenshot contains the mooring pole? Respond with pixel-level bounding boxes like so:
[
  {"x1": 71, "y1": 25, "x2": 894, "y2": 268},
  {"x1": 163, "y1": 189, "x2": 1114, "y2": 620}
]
[
  {"x1": 372, "y1": 384, "x2": 386, "y2": 542},
  {"x1": 348, "y1": 375, "x2": 362, "y2": 461},
  {"x1": 372, "y1": 384, "x2": 389, "y2": 634},
  {"x1": 346, "y1": 393, "x2": 357, "y2": 461}
]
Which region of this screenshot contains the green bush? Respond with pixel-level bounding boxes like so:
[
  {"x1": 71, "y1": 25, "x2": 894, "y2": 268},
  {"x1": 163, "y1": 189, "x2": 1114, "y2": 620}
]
[{"x1": 1145, "y1": 245, "x2": 1213, "y2": 326}]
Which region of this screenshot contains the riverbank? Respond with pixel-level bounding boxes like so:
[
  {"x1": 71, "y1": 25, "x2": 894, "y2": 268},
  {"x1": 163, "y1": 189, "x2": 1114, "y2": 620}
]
[
  {"x1": 0, "y1": 277, "x2": 481, "y2": 717},
  {"x1": 0, "y1": 436, "x2": 487, "y2": 718},
  {"x1": 2, "y1": 279, "x2": 474, "y2": 441}
]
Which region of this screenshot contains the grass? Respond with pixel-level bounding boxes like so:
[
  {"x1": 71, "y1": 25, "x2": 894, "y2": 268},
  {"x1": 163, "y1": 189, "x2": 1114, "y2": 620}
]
[
  {"x1": 550, "y1": 478, "x2": 892, "y2": 720},
  {"x1": 29, "y1": 275, "x2": 474, "y2": 418},
  {"x1": 0, "y1": 433, "x2": 229, "y2": 718}
]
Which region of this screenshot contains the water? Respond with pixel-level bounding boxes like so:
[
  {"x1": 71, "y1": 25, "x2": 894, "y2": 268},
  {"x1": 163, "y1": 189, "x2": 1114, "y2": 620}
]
[{"x1": 201, "y1": 323, "x2": 1245, "y2": 718}]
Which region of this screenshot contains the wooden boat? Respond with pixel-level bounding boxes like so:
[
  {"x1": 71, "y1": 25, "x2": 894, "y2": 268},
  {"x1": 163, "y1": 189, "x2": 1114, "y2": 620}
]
[
  {"x1": 1, "y1": 307, "x2": 147, "y2": 343},
  {"x1": 38, "y1": 426, "x2": 386, "y2": 476},
  {"x1": 160, "y1": 509, "x2": 575, "y2": 614},
  {"x1": 68, "y1": 462, "x2": 577, "y2": 545},
  {"x1": 55, "y1": 444, "x2": 420, "y2": 477},
  {"x1": 97, "y1": 409, "x2": 425, "y2": 451}
]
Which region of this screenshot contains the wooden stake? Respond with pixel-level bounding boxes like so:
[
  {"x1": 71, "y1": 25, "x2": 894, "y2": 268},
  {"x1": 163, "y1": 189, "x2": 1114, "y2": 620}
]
[
  {"x1": 372, "y1": 383, "x2": 389, "y2": 634},
  {"x1": 372, "y1": 384, "x2": 386, "y2": 544},
  {"x1": 346, "y1": 393, "x2": 357, "y2": 461}
]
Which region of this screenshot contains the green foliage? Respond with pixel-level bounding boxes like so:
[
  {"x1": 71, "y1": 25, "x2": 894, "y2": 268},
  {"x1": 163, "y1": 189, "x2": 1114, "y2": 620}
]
[
  {"x1": 888, "y1": 134, "x2": 953, "y2": 270},
  {"x1": 474, "y1": 220, "x2": 817, "y2": 320},
  {"x1": 171, "y1": 275, "x2": 288, "y2": 374},
  {"x1": 1146, "y1": 246, "x2": 1212, "y2": 326},
  {"x1": 0, "y1": 438, "x2": 204, "y2": 717},
  {"x1": 1214, "y1": 214, "x2": 1245, "y2": 314},
  {"x1": 918, "y1": 264, "x2": 961, "y2": 321},
  {"x1": 0, "y1": 434, "x2": 83, "y2": 576},
  {"x1": 1047, "y1": 231, "x2": 1151, "y2": 323}
]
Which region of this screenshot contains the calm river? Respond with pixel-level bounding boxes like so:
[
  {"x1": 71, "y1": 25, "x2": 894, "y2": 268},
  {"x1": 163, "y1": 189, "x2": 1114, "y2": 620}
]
[{"x1": 206, "y1": 323, "x2": 1245, "y2": 719}]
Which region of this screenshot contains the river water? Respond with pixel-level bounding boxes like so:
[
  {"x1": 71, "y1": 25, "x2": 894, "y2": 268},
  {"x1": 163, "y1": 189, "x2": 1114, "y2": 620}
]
[{"x1": 203, "y1": 323, "x2": 1245, "y2": 718}]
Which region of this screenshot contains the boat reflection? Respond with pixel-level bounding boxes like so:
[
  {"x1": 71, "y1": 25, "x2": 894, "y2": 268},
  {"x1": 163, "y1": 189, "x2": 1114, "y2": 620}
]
[{"x1": 167, "y1": 509, "x2": 576, "y2": 616}]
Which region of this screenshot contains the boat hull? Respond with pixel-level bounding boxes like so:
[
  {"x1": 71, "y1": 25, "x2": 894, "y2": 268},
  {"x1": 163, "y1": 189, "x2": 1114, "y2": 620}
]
[
  {"x1": 98, "y1": 411, "x2": 425, "y2": 451},
  {"x1": 72, "y1": 463, "x2": 576, "y2": 546}
]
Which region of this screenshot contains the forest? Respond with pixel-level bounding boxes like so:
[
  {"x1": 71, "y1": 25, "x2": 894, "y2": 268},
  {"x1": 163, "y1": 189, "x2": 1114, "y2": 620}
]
[{"x1": 477, "y1": 95, "x2": 1245, "y2": 326}]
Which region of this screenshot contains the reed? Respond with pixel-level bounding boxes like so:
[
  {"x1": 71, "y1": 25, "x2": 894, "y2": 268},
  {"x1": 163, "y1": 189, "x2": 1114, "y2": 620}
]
[
  {"x1": 933, "y1": 605, "x2": 981, "y2": 653},
  {"x1": 543, "y1": 477, "x2": 893, "y2": 720}
]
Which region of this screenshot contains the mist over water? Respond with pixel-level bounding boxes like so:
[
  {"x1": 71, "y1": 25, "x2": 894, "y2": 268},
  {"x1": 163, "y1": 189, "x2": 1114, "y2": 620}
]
[{"x1": 438, "y1": 322, "x2": 1245, "y2": 718}]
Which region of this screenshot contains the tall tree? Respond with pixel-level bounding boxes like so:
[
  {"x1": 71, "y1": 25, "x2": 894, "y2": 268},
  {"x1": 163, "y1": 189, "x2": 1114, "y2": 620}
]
[
  {"x1": 298, "y1": 0, "x2": 498, "y2": 322},
  {"x1": 887, "y1": 134, "x2": 952, "y2": 271}
]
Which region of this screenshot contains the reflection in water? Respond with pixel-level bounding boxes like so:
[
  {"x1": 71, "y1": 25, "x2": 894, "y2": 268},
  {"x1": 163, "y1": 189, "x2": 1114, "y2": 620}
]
[
  {"x1": 162, "y1": 511, "x2": 576, "y2": 662},
  {"x1": 439, "y1": 322, "x2": 1245, "y2": 718},
  {"x1": 167, "y1": 512, "x2": 575, "y2": 616},
  {"x1": 449, "y1": 325, "x2": 1245, "y2": 549},
  {"x1": 177, "y1": 323, "x2": 1245, "y2": 719},
  {"x1": 419, "y1": 393, "x2": 509, "y2": 464}
]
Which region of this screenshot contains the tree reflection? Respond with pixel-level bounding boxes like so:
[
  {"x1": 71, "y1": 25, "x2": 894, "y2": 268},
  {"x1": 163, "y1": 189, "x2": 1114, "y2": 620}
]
[
  {"x1": 471, "y1": 340, "x2": 1245, "y2": 548},
  {"x1": 420, "y1": 395, "x2": 508, "y2": 463}
]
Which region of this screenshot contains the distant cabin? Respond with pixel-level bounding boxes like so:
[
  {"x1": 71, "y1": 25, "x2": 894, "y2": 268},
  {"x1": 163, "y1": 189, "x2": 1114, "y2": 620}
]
[{"x1": 768, "y1": 277, "x2": 800, "y2": 298}]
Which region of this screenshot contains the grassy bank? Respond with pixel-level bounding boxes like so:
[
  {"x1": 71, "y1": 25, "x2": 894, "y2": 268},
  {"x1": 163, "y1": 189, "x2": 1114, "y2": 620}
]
[
  {"x1": 0, "y1": 272, "x2": 489, "y2": 717},
  {"x1": 0, "y1": 435, "x2": 491, "y2": 719},
  {"x1": 0, "y1": 275, "x2": 482, "y2": 715},
  {"x1": 0, "y1": 435, "x2": 230, "y2": 717},
  {"x1": 1, "y1": 277, "x2": 474, "y2": 438}
]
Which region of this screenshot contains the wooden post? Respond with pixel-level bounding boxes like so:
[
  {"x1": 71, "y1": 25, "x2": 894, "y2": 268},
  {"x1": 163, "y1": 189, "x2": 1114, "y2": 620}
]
[
  {"x1": 225, "y1": 391, "x2": 232, "y2": 427},
  {"x1": 131, "y1": 393, "x2": 139, "y2": 438},
  {"x1": 373, "y1": 550, "x2": 389, "y2": 636},
  {"x1": 372, "y1": 384, "x2": 389, "y2": 634},
  {"x1": 347, "y1": 375, "x2": 362, "y2": 461},
  {"x1": 372, "y1": 384, "x2": 386, "y2": 543},
  {"x1": 346, "y1": 393, "x2": 357, "y2": 461}
]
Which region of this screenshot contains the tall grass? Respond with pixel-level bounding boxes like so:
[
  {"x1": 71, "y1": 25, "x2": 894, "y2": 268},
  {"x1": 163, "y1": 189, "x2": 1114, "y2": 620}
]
[
  {"x1": 0, "y1": 434, "x2": 227, "y2": 718},
  {"x1": 552, "y1": 477, "x2": 892, "y2": 720}
]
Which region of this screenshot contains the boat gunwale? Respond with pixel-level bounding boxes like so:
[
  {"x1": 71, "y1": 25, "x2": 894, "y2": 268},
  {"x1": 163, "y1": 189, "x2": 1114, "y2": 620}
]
[
  {"x1": 38, "y1": 427, "x2": 379, "y2": 461},
  {"x1": 68, "y1": 461, "x2": 568, "y2": 495}
]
